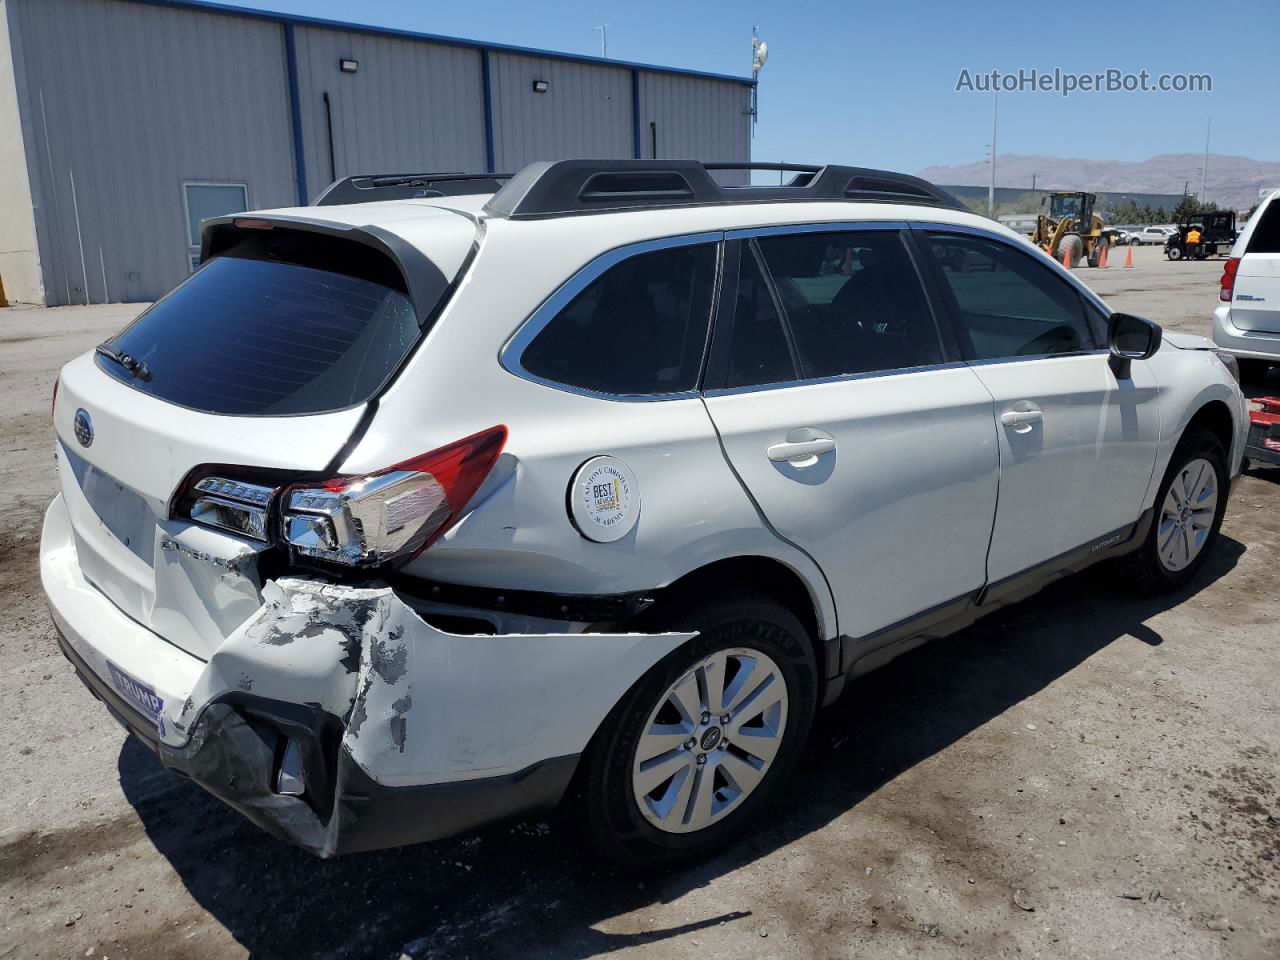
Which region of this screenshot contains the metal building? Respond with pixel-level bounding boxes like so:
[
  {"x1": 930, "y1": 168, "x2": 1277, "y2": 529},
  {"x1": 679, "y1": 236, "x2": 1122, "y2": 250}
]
[{"x1": 0, "y1": 0, "x2": 753, "y2": 306}]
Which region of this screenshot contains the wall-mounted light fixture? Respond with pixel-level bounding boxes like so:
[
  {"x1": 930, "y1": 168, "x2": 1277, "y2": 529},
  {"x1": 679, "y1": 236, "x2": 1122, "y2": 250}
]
[
  {"x1": 339, "y1": 59, "x2": 359, "y2": 74},
  {"x1": 531, "y1": 79, "x2": 549, "y2": 93}
]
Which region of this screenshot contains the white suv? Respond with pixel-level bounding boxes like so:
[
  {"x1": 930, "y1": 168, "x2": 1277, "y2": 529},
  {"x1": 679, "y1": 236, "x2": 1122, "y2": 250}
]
[
  {"x1": 1213, "y1": 189, "x2": 1280, "y2": 382},
  {"x1": 42, "y1": 160, "x2": 1248, "y2": 866}
]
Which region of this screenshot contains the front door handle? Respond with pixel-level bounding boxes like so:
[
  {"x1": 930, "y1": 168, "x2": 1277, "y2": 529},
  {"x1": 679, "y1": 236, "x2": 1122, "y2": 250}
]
[{"x1": 767, "y1": 437, "x2": 837, "y2": 463}]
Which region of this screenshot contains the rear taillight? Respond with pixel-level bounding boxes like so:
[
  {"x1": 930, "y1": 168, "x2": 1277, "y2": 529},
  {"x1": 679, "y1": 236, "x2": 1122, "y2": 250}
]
[
  {"x1": 1220, "y1": 257, "x2": 1240, "y2": 302},
  {"x1": 173, "y1": 426, "x2": 507, "y2": 569},
  {"x1": 281, "y1": 425, "x2": 507, "y2": 568}
]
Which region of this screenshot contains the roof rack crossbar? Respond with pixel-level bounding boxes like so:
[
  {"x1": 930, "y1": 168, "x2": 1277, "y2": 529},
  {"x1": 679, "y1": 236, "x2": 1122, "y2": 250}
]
[
  {"x1": 313, "y1": 172, "x2": 514, "y2": 206},
  {"x1": 481, "y1": 160, "x2": 965, "y2": 219}
]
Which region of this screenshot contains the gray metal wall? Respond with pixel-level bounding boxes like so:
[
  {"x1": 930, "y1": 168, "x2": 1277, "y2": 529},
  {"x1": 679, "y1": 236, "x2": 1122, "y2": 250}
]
[
  {"x1": 293, "y1": 27, "x2": 487, "y2": 197},
  {"x1": 6, "y1": 0, "x2": 297, "y2": 305},
  {"x1": 5, "y1": 0, "x2": 752, "y2": 306},
  {"x1": 489, "y1": 52, "x2": 632, "y2": 172},
  {"x1": 638, "y1": 73, "x2": 752, "y2": 185}
]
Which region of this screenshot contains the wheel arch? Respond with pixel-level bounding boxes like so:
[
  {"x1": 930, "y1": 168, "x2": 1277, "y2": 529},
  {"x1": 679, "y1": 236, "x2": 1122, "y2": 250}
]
[
  {"x1": 1184, "y1": 398, "x2": 1236, "y2": 461},
  {"x1": 650, "y1": 555, "x2": 836, "y2": 679}
]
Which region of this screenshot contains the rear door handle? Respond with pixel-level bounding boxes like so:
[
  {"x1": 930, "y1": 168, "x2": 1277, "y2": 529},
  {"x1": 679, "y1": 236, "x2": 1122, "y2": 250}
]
[
  {"x1": 767, "y1": 437, "x2": 837, "y2": 463},
  {"x1": 1000, "y1": 410, "x2": 1043, "y2": 426}
]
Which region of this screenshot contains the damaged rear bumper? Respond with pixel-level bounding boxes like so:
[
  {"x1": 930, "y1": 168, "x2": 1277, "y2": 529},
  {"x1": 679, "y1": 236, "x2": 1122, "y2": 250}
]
[
  {"x1": 41, "y1": 495, "x2": 693, "y2": 856},
  {"x1": 54, "y1": 629, "x2": 577, "y2": 855}
]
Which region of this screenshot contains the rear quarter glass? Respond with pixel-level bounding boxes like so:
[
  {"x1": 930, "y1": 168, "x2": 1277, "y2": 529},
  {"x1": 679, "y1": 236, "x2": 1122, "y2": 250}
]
[
  {"x1": 97, "y1": 256, "x2": 422, "y2": 416},
  {"x1": 1245, "y1": 199, "x2": 1280, "y2": 254}
]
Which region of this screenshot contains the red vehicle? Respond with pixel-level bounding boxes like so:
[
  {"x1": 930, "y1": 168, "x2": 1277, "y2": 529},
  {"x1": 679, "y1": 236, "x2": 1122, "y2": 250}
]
[{"x1": 1246, "y1": 397, "x2": 1280, "y2": 467}]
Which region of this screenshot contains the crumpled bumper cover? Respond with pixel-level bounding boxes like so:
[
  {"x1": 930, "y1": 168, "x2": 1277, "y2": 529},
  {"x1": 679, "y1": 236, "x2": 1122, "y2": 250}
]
[{"x1": 52, "y1": 574, "x2": 692, "y2": 857}]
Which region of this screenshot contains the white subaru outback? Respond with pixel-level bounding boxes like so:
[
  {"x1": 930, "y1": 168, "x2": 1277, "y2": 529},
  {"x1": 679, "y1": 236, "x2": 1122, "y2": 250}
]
[{"x1": 42, "y1": 160, "x2": 1248, "y2": 866}]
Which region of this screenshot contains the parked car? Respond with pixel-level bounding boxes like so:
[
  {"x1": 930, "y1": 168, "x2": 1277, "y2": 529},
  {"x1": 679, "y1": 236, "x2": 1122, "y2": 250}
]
[
  {"x1": 43, "y1": 160, "x2": 1248, "y2": 867},
  {"x1": 1137, "y1": 225, "x2": 1176, "y2": 245},
  {"x1": 1213, "y1": 189, "x2": 1280, "y2": 382},
  {"x1": 1109, "y1": 227, "x2": 1143, "y2": 246}
]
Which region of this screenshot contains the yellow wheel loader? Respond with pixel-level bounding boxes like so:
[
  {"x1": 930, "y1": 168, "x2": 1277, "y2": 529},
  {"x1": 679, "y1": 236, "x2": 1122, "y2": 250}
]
[{"x1": 1031, "y1": 191, "x2": 1109, "y2": 268}]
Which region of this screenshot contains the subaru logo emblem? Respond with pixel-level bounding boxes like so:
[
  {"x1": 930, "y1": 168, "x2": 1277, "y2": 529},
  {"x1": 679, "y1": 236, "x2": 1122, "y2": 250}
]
[{"x1": 73, "y1": 408, "x2": 94, "y2": 448}]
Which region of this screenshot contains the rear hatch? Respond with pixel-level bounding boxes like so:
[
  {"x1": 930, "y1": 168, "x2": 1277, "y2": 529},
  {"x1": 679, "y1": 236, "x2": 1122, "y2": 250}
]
[
  {"x1": 52, "y1": 209, "x2": 476, "y2": 659},
  {"x1": 1232, "y1": 199, "x2": 1280, "y2": 334}
]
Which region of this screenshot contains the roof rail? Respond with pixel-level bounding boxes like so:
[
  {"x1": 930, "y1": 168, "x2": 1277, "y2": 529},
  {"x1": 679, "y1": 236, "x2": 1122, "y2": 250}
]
[
  {"x1": 482, "y1": 160, "x2": 965, "y2": 219},
  {"x1": 313, "y1": 172, "x2": 513, "y2": 207}
]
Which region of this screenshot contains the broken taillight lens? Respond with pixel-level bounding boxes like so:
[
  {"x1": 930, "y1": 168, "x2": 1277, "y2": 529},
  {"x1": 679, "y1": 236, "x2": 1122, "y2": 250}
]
[{"x1": 280, "y1": 425, "x2": 507, "y2": 568}]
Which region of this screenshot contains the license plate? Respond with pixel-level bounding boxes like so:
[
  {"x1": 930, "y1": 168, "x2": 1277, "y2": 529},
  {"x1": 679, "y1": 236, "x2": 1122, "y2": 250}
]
[{"x1": 106, "y1": 660, "x2": 165, "y2": 733}]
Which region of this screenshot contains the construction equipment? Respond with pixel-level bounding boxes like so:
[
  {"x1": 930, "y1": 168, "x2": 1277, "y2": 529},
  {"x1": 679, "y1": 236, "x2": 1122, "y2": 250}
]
[
  {"x1": 1031, "y1": 191, "x2": 1108, "y2": 268},
  {"x1": 1165, "y1": 210, "x2": 1238, "y2": 260}
]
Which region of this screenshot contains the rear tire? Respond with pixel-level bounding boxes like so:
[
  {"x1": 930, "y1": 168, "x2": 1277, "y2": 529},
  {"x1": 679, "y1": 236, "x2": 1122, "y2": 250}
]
[
  {"x1": 1088, "y1": 238, "x2": 1107, "y2": 268},
  {"x1": 582, "y1": 594, "x2": 818, "y2": 869},
  {"x1": 1128, "y1": 428, "x2": 1228, "y2": 593}
]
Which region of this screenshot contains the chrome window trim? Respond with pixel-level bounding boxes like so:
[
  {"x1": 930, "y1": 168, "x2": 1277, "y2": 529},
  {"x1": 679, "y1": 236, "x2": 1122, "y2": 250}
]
[
  {"x1": 703, "y1": 359, "x2": 973, "y2": 399},
  {"x1": 909, "y1": 220, "x2": 1115, "y2": 320},
  {"x1": 499, "y1": 231, "x2": 724, "y2": 403}
]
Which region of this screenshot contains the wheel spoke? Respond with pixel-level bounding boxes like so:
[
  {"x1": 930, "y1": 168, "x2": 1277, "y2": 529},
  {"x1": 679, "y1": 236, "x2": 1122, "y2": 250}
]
[
  {"x1": 719, "y1": 751, "x2": 765, "y2": 795},
  {"x1": 720, "y1": 654, "x2": 767, "y2": 715},
  {"x1": 729, "y1": 674, "x2": 785, "y2": 733},
  {"x1": 668, "y1": 673, "x2": 701, "y2": 727},
  {"x1": 652, "y1": 765, "x2": 695, "y2": 828},
  {"x1": 636, "y1": 724, "x2": 692, "y2": 763},
  {"x1": 699, "y1": 652, "x2": 727, "y2": 716},
  {"x1": 733, "y1": 725, "x2": 782, "y2": 763},
  {"x1": 685, "y1": 765, "x2": 715, "y2": 830},
  {"x1": 635, "y1": 748, "x2": 691, "y2": 796}
]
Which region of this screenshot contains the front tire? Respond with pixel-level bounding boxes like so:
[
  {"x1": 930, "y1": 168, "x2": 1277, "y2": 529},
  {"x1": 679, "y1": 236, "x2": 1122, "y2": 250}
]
[
  {"x1": 1061, "y1": 234, "x2": 1084, "y2": 268},
  {"x1": 582, "y1": 594, "x2": 818, "y2": 868},
  {"x1": 1129, "y1": 428, "x2": 1228, "y2": 592}
]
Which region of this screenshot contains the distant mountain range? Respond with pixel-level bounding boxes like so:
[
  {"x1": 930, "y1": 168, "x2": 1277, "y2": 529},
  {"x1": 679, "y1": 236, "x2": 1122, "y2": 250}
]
[{"x1": 917, "y1": 154, "x2": 1280, "y2": 210}]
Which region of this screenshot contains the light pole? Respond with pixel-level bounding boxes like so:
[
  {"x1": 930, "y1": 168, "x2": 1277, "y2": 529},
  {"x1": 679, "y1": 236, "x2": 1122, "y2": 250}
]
[
  {"x1": 593, "y1": 24, "x2": 611, "y2": 59},
  {"x1": 988, "y1": 92, "x2": 998, "y2": 218},
  {"x1": 1200, "y1": 116, "x2": 1211, "y2": 205}
]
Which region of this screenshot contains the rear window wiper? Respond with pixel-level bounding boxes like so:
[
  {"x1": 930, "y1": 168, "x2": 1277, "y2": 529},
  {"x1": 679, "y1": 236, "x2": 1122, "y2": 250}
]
[{"x1": 96, "y1": 343, "x2": 152, "y2": 382}]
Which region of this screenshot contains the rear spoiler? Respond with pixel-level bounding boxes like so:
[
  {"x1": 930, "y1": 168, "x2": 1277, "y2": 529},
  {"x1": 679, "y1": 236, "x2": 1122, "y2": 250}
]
[{"x1": 199, "y1": 214, "x2": 452, "y2": 327}]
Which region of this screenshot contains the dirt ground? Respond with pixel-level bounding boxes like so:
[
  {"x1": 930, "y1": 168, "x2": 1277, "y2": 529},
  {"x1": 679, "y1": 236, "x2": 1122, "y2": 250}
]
[{"x1": 1, "y1": 246, "x2": 1277, "y2": 960}]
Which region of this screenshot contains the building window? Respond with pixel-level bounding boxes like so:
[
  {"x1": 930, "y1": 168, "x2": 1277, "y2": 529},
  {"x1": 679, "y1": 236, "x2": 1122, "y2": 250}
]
[{"x1": 184, "y1": 182, "x2": 248, "y2": 269}]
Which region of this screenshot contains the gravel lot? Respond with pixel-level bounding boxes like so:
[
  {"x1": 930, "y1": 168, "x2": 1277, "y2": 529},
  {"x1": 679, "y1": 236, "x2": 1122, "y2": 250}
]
[{"x1": 1, "y1": 246, "x2": 1276, "y2": 959}]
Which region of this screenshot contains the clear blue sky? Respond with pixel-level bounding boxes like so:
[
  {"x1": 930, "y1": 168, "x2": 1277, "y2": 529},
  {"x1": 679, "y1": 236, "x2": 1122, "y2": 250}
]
[{"x1": 222, "y1": 0, "x2": 1277, "y2": 171}]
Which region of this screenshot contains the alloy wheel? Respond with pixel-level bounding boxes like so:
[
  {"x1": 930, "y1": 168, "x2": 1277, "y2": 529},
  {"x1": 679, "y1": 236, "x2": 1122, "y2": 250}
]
[
  {"x1": 631, "y1": 647, "x2": 788, "y2": 834},
  {"x1": 1158, "y1": 457, "x2": 1218, "y2": 572}
]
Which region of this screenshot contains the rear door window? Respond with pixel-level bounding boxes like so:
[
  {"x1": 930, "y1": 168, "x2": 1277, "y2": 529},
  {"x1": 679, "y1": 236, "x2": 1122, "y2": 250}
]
[
  {"x1": 723, "y1": 246, "x2": 798, "y2": 388},
  {"x1": 753, "y1": 230, "x2": 944, "y2": 378},
  {"x1": 97, "y1": 252, "x2": 420, "y2": 416},
  {"x1": 518, "y1": 242, "x2": 717, "y2": 395},
  {"x1": 924, "y1": 233, "x2": 1097, "y2": 360}
]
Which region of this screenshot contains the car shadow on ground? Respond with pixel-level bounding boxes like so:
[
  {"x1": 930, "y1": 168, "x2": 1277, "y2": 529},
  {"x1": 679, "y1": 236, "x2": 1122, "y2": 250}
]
[{"x1": 118, "y1": 538, "x2": 1244, "y2": 960}]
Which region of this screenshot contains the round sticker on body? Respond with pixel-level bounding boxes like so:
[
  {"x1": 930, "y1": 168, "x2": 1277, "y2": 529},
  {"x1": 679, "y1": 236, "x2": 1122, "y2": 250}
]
[{"x1": 569, "y1": 456, "x2": 640, "y2": 543}]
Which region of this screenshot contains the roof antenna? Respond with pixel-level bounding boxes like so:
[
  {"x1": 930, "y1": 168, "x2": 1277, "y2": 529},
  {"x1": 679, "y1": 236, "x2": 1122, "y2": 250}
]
[{"x1": 751, "y1": 27, "x2": 768, "y2": 139}]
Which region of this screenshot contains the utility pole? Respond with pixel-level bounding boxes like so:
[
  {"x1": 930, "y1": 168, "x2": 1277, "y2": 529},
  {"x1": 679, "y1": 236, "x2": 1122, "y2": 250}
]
[
  {"x1": 751, "y1": 27, "x2": 768, "y2": 137},
  {"x1": 593, "y1": 24, "x2": 610, "y2": 58},
  {"x1": 1031, "y1": 173, "x2": 1036, "y2": 192},
  {"x1": 1200, "y1": 116, "x2": 1211, "y2": 205},
  {"x1": 988, "y1": 92, "x2": 997, "y2": 218}
]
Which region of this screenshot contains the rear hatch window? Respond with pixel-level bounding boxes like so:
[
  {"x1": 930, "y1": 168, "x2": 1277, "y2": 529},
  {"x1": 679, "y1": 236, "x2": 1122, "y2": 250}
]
[{"x1": 97, "y1": 231, "x2": 428, "y2": 416}]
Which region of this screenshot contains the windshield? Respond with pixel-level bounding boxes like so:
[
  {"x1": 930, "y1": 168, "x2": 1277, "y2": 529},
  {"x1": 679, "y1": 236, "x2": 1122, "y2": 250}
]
[
  {"x1": 96, "y1": 256, "x2": 420, "y2": 416},
  {"x1": 1050, "y1": 195, "x2": 1084, "y2": 219}
]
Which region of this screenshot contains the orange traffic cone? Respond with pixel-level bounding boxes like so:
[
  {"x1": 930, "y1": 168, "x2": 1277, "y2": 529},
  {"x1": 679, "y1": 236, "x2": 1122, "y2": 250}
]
[
  {"x1": 1062, "y1": 245, "x2": 1072, "y2": 268},
  {"x1": 1098, "y1": 243, "x2": 1109, "y2": 268},
  {"x1": 1123, "y1": 245, "x2": 1134, "y2": 268}
]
